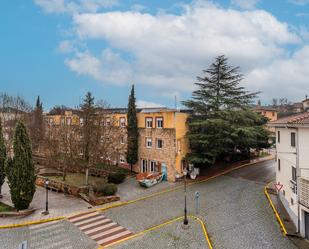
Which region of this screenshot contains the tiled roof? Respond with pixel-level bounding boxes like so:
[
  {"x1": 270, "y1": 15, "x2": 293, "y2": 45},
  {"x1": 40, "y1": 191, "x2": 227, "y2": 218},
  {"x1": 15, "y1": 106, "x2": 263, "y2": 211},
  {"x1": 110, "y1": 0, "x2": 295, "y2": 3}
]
[{"x1": 268, "y1": 112, "x2": 309, "y2": 126}]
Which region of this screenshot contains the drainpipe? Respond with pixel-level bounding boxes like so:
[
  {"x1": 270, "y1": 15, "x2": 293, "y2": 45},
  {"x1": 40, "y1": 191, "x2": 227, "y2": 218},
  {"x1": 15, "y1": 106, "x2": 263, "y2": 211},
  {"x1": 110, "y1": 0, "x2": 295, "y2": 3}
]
[{"x1": 296, "y1": 127, "x2": 300, "y2": 234}]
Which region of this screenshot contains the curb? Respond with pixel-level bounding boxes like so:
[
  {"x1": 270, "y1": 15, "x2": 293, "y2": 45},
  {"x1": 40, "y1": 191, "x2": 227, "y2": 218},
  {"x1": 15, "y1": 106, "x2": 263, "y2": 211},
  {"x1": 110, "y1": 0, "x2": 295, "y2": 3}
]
[
  {"x1": 264, "y1": 183, "x2": 287, "y2": 235},
  {"x1": 103, "y1": 215, "x2": 213, "y2": 249},
  {"x1": 0, "y1": 156, "x2": 274, "y2": 229},
  {"x1": 0, "y1": 216, "x2": 65, "y2": 229}
]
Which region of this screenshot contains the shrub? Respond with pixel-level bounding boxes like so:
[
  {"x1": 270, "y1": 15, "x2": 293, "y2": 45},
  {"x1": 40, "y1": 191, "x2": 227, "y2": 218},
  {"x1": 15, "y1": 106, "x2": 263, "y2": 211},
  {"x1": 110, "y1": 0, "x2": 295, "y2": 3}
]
[
  {"x1": 108, "y1": 172, "x2": 126, "y2": 184},
  {"x1": 99, "y1": 184, "x2": 117, "y2": 196}
]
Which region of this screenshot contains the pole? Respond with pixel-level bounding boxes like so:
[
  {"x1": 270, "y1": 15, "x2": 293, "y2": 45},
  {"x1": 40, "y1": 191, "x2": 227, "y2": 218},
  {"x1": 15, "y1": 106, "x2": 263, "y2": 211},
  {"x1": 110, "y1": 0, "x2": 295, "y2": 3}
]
[
  {"x1": 184, "y1": 171, "x2": 188, "y2": 225},
  {"x1": 45, "y1": 186, "x2": 48, "y2": 213}
]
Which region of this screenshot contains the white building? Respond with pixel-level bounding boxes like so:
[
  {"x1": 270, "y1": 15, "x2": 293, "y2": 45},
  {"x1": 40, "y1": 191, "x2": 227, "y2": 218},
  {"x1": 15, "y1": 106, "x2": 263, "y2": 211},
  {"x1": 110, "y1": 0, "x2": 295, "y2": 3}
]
[{"x1": 269, "y1": 112, "x2": 309, "y2": 239}]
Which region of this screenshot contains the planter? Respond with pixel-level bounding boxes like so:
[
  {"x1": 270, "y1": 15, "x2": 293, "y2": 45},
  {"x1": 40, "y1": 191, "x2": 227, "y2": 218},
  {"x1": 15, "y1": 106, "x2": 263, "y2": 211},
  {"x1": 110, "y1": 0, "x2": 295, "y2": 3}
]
[
  {"x1": 0, "y1": 208, "x2": 36, "y2": 218},
  {"x1": 36, "y1": 175, "x2": 87, "y2": 197},
  {"x1": 89, "y1": 195, "x2": 120, "y2": 206}
]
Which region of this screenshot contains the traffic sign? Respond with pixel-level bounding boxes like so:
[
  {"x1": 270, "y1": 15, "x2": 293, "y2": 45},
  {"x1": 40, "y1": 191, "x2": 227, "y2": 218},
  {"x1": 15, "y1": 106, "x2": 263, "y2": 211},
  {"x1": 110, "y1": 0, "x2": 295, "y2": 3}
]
[{"x1": 274, "y1": 182, "x2": 283, "y2": 192}]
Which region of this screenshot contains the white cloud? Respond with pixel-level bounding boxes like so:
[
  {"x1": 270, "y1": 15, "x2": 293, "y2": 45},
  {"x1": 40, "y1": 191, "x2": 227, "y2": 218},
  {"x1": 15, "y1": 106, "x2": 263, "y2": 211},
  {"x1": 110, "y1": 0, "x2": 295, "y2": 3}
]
[
  {"x1": 67, "y1": 2, "x2": 302, "y2": 100},
  {"x1": 65, "y1": 49, "x2": 133, "y2": 85},
  {"x1": 289, "y1": 0, "x2": 309, "y2": 5},
  {"x1": 37, "y1": 0, "x2": 309, "y2": 103},
  {"x1": 244, "y1": 46, "x2": 309, "y2": 102},
  {"x1": 136, "y1": 100, "x2": 163, "y2": 108},
  {"x1": 231, "y1": 0, "x2": 260, "y2": 10},
  {"x1": 33, "y1": 0, "x2": 117, "y2": 14}
]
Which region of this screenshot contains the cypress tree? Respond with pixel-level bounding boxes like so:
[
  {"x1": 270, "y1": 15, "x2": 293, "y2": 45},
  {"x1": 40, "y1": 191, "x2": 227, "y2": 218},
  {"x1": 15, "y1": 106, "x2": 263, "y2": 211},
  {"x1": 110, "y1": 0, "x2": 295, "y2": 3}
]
[
  {"x1": 30, "y1": 96, "x2": 44, "y2": 152},
  {"x1": 0, "y1": 118, "x2": 6, "y2": 197},
  {"x1": 6, "y1": 121, "x2": 36, "y2": 210},
  {"x1": 126, "y1": 85, "x2": 138, "y2": 172}
]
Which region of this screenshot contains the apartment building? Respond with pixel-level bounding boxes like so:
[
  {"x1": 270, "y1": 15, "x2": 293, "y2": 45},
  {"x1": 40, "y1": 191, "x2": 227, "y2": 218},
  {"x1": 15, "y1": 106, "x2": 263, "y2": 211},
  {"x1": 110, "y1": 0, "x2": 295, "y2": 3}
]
[
  {"x1": 44, "y1": 107, "x2": 190, "y2": 182},
  {"x1": 269, "y1": 112, "x2": 309, "y2": 239}
]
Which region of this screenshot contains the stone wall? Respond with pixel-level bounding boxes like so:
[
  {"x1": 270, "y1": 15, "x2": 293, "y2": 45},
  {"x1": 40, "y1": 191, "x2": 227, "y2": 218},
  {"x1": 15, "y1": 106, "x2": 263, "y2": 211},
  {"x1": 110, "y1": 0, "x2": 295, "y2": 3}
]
[{"x1": 136, "y1": 128, "x2": 177, "y2": 182}]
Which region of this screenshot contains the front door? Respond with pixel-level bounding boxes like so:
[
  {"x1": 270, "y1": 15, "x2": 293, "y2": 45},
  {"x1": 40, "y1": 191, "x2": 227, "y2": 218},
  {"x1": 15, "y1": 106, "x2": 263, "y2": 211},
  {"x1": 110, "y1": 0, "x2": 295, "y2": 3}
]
[{"x1": 305, "y1": 211, "x2": 309, "y2": 239}]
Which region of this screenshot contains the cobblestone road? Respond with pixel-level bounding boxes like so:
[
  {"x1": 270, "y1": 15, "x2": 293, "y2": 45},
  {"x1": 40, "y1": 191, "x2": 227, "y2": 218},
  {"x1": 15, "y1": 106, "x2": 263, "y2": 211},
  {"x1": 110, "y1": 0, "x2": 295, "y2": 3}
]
[
  {"x1": 109, "y1": 217, "x2": 209, "y2": 249},
  {"x1": 103, "y1": 160, "x2": 297, "y2": 249}
]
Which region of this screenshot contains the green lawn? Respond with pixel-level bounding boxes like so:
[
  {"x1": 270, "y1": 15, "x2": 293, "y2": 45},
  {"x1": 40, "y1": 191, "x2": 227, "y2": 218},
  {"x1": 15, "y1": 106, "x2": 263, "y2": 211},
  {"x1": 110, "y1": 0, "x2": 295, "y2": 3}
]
[
  {"x1": 49, "y1": 173, "x2": 107, "y2": 190},
  {"x1": 0, "y1": 202, "x2": 14, "y2": 212}
]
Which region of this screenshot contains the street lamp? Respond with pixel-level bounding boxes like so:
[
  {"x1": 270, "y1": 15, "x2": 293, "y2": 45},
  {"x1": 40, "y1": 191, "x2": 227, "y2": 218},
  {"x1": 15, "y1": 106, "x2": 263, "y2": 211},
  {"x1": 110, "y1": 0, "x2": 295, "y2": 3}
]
[
  {"x1": 183, "y1": 167, "x2": 188, "y2": 225},
  {"x1": 42, "y1": 179, "x2": 49, "y2": 215}
]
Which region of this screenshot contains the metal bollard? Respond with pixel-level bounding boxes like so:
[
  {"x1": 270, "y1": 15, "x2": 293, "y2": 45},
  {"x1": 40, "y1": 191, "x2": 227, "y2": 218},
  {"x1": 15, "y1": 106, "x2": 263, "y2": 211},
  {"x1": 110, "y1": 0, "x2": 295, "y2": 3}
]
[
  {"x1": 195, "y1": 191, "x2": 200, "y2": 215},
  {"x1": 18, "y1": 241, "x2": 27, "y2": 249}
]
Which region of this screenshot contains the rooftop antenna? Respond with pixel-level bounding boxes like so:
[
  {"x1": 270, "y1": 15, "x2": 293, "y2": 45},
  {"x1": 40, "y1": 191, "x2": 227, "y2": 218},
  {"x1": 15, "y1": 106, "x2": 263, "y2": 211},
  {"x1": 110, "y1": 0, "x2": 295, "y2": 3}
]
[{"x1": 175, "y1": 95, "x2": 177, "y2": 110}]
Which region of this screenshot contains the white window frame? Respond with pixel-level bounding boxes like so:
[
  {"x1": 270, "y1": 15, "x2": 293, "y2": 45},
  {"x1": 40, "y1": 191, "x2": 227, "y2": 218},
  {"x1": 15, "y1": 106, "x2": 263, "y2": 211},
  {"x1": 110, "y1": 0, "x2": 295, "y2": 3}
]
[
  {"x1": 146, "y1": 118, "x2": 153, "y2": 128},
  {"x1": 150, "y1": 161, "x2": 156, "y2": 172},
  {"x1": 146, "y1": 138, "x2": 152, "y2": 148},
  {"x1": 141, "y1": 159, "x2": 148, "y2": 173},
  {"x1": 156, "y1": 117, "x2": 163, "y2": 128},
  {"x1": 120, "y1": 136, "x2": 125, "y2": 144},
  {"x1": 106, "y1": 118, "x2": 111, "y2": 126},
  {"x1": 80, "y1": 118, "x2": 84, "y2": 126},
  {"x1": 156, "y1": 139, "x2": 163, "y2": 149},
  {"x1": 66, "y1": 117, "x2": 72, "y2": 125},
  {"x1": 120, "y1": 117, "x2": 126, "y2": 127}
]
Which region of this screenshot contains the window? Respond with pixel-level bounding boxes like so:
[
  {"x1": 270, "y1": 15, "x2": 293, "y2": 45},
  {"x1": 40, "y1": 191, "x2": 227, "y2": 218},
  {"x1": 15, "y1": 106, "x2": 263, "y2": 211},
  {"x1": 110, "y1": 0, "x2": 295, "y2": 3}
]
[
  {"x1": 80, "y1": 118, "x2": 84, "y2": 126},
  {"x1": 120, "y1": 136, "x2": 124, "y2": 144},
  {"x1": 292, "y1": 166, "x2": 297, "y2": 182},
  {"x1": 278, "y1": 159, "x2": 281, "y2": 171},
  {"x1": 146, "y1": 118, "x2": 153, "y2": 128},
  {"x1": 146, "y1": 138, "x2": 152, "y2": 148},
  {"x1": 272, "y1": 112, "x2": 275, "y2": 117},
  {"x1": 61, "y1": 118, "x2": 65, "y2": 125},
  {"x1": 156, "y1": 139, "x2": 163, "y2": 149},
  {"x1": 291, "y1": 198, "x2": 294, "y2": 205},
  {"x1": 156, "y1": 117, "x2": 163, "y2": 128},
  {"x1": 283, "y1": 190, "x2": 285, "y2": 196},
  {"x1": 49, "y1": 118, "x2": 54, "y2": 124},
  {"x1": 141, "y1": 159, "x2": 148, "y2": 172},
  {"x1": 120, "y1": 117, "x2": 126, "y2": 127},
  {"x1": 106, "y1": 118, "x2": 111, "y2": 126},
  {"x1": 277, "y1": 131, "x2": 280, "y2": 143},
  {"x1": 150, "y1": 161, "x2": 156, "y2": 172},
  {"x1": 66, "y1": 117, "x2": 72, "y2": 125},
  {"x1": 291, "y1": 132, "x2": 296, "y2": 147}
]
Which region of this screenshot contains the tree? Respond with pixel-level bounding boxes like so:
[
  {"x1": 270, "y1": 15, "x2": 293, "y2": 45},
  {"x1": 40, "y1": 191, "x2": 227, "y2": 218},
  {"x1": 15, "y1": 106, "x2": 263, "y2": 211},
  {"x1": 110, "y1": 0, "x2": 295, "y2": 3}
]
[
  {"x1": 126, "y1": 85, "x2": 138, "y2": 172},
  {"x1": 80, "y1": 92, "x2": 96, "y2": 185},
  {"x1": 272, "y1": 98, "x2": 278, "y2": 108},
  {"x1": 29, "y1": 96, "x2": 44, "y2": 153},
  {"x1": 183, "y1": 55, "x2": 268, "y2": 166},
  {"x1": 0, "y1": 118, "x2": 6, "y2": 197},
  {"x1": 6, "y1": 121, "x2": 36, "y2": 210}
]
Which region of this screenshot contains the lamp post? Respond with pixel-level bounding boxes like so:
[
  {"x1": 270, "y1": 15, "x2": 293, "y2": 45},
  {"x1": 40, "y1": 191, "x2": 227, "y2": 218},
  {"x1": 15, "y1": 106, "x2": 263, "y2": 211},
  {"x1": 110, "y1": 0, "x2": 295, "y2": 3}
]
[
  {"x1": 183, "y1": 167, "x2": 188, "y2": 225},
  {"x1": 42, "y1": 179, "x2": 49, "y2": 215}
]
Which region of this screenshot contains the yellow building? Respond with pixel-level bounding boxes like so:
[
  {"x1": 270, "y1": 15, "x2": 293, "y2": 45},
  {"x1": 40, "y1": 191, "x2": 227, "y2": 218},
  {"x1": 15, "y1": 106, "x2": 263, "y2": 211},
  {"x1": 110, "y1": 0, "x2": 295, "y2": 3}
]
[{"x1": 44, "y1": 107, "x2": 190, "y2": 182}]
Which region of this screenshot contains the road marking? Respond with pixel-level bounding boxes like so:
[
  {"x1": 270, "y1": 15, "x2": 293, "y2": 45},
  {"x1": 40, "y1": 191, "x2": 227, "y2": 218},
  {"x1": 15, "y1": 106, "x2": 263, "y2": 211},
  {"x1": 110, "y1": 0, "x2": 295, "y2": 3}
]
[
  {"x1": 68, "y1": 211, "x2": 134, "y2": 247},
  {"x1": 264, "y1": 183, "x2": 288, "y2": 235}
]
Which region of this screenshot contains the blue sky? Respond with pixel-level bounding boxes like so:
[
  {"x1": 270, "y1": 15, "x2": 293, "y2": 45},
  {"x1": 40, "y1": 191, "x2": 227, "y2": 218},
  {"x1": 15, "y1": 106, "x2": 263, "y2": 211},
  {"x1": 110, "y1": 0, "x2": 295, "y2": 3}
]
[{"x1": 1, "y1": 0, "x2": 309, "y2": 110}]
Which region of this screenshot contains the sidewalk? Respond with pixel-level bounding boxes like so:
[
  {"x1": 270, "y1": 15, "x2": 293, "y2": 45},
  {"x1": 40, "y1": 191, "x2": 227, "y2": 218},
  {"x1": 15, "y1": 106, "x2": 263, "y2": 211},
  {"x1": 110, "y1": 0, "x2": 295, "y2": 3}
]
[
  {"x1": 267, "y1": 182, "x2": 309, "y2": 249},
  {"x1": 0, "y1": 155, "x2": 274, "y2": 228}
]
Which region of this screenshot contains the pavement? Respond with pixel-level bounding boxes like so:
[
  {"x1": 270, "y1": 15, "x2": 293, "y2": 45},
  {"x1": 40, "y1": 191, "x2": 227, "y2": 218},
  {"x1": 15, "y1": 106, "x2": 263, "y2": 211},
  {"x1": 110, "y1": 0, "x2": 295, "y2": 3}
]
[
  {"x1": 0, "y1": 158, "x2": 298, "y2": 249},
  {"x1": 0, "y1": 181, "x2": 91, "y2": 225}
]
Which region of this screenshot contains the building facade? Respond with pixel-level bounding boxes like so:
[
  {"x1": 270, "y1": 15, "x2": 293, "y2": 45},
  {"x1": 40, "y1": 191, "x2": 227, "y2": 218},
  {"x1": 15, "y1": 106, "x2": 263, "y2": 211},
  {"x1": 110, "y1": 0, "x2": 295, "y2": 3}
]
[
  {"x1": 269, "y1": 112, "x2": 309, "y2": 239},
  {"x1": 44, "y1": 107, "x2": 190, "y2": 182}
]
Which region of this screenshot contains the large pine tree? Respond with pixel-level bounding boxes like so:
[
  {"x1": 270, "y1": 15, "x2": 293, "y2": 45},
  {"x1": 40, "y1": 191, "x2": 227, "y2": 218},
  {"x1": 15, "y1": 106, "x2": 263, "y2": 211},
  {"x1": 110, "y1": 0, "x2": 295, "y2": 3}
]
[
  {"x1": 6, "y1": 121, "x2": 36, "y2": 210},
  {"x1": 0, "y1": 118, "x2": 6, "y2": 197},
  {"x1": 126, "y1": 85, "x2": 138, "y2": 172},
  {"x1": 183, "y1": 55, "x2": 269, "y2": 165}
]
